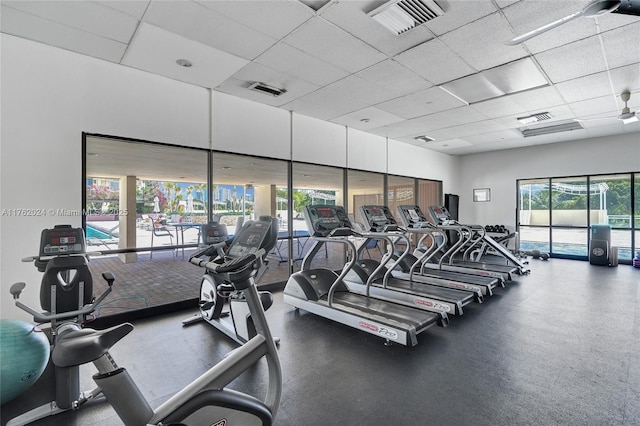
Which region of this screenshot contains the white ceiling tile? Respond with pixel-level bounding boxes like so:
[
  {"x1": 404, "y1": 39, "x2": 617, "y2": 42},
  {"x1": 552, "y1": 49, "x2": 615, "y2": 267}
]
[
  {"x1": 424, "y1": 119, "x2": 508, "y2": 142},
  {"x1": 122, "y1": 23, "x2": 249, "y2": 88},
  {"x1": 356, "y1": 59, "x2": 432, "y2": 98},
  {"x1": 534, "y1": 36, "x2": 608, "y2": 83},
  {"x1": 330, "y1": 106, "x2": 405, "y2": 130},
  {"x1": 601, "y1": 21, "x2": 640, "y2": 69},
  {"x1": 597, "y1": 7, "x2": 640, "y2": 32},
  {"x1": 569, "y1": 94, "x2": 619, "y2": 119},
  {"x1": 283, "y1": 16, "x2": 388, "y2": 73},
  {"x1": 419, "y1": 139, "x2": 473, "y2": 153},
  {"x1": 440, "y1": 12, "x2": 529, "y2": 71},
  {"x1": 502, "y1": 1, "x2": 596, "y2": 54},
  {"x1": 376, "y1": 86, "x2": 466, "y2": 119},
  {"x1": 462, "y1": 129, "x2": 523, "y2": 145},
  {"x1": 424, "y1": 0, "x2": 497, "y2": 36},
  {"x1": 554, "y1": 71, "x2": 614, "y2": 103},
  {"x1": 218, "y1": 62, "x2": 320, "y2": 107},
  {"x1": 281, "y1": 97, "x2": 346, "y2": 121},
  {"x1": 196, "y1": 0, "x2": 314, "y2": 39},
  {"x1": 3, "y1": 0, "x2": 138, "y2": 43},
  {"x1": 495, "y1": 0, "x2": 519, "y2": 8},
  {"x1": 288, "y1": 74, "x2": 401, "y2": 120},
  {"x1": 608, "y1": 63, "x2": 640, "y2": 94},
  {"x1": 373, "y1": 105, "x2": 489, "y2": 138},
  {"x1": 394, "y1": 38, "x2": 476, "y2": 85},
  {"x1": 472, "y1": 86, "x2": 565, "y2": 118},
  {"x1": 0, "y1": 5, "x2": 127, "y2": 62},
  {"x1": 255, "y1": 42, "x2": 349, "y2": 86},
  {"x1": 144, "y1": 1, "x2": 277, "y2": 60},
  {"x1": 96, "y1": 1, "x2": 150, "y2": 20},
  {"x1": 319, "y1": 0, "x2": 436, "y2": 57}
]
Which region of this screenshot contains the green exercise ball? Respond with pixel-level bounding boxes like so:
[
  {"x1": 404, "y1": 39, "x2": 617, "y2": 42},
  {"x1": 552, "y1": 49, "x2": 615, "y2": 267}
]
[{"x1": 0, "y1": 319, "x2": 50, "y2": 405}]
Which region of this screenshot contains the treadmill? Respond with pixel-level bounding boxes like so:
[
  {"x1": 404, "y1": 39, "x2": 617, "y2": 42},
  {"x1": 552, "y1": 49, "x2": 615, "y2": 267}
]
[
  {"x1": 397, "y1": 205, "x2": 511, "y2": 282},
  {"x1": 359, "y1": 205, "x2": 500, "y2": 298},
  {"x1": 427, "y1": 205, "x2": 527, "y2": 278},
  {"x1": 283, "y1": 205, "x2": 443, "y2": 346},
  {"x1": 337, "y1": 205, "x2": 478, "y2": 315},
  {"x1": 428, "y1": 205, "x2": 530, "y2": 275}
]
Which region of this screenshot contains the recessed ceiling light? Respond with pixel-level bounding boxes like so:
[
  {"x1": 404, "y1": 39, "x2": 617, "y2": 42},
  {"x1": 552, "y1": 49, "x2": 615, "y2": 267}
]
[
  {"x1": 441, "y1": 57, "x2": 548, "y2": 104},
  {"x1": 360, "y1": 118, "x2": 370, "y2": 123},
  {"x1": 520, "y1": 120, "x2": 583, "y2": 137},
  {"x1": 176, "y1": 59, "x2": 192, "y2": 68}
]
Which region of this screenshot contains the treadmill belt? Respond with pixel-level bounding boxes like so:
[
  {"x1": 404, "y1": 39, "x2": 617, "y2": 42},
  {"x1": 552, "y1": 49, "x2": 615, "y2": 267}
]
[
  {"x1": 329, "y1": 292, "x2": 439, "y2": 330},
  {"x1": 378, "y1": 277, "x2": 473, "y2": 304}
]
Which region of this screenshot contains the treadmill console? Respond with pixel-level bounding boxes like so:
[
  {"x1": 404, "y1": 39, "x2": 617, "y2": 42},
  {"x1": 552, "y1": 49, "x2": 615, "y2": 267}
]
[
  {"x1": 201, "y1": 222, "x2": 229, "y2": 245},
  {"x1": 304, "y1": 205, "x2": 352, "y2": 237},
  {"x1": 428, "y1": 205, "x2": 453, "y2": 225},
  {"x1": 226, "y1": 219, "x2": 270, "y2": 258},
  {"x1": 396, "y1": 205, "x2": 431, "y2": 228},
  {"x1": 40, "y1": 225, "x2": 86, "y2": 257},
  {"x1": 359, "y1": 205, "x2": 398, "y2": 232}
]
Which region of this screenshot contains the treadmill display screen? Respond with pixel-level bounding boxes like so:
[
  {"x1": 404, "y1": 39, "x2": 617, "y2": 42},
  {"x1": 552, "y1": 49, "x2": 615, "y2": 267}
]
[
  {"x1": 202, "y1": 222, "x2": 228, "y2": 244},
  {"x1": 316, "y1": 207, "x2": 335, "y2": 218},
  {"x1": 305, "y1": 205, "x2": 352, "y2": 237},
  {"x1": 360, "y1": 205, "x2": 396, "y2": 231}
]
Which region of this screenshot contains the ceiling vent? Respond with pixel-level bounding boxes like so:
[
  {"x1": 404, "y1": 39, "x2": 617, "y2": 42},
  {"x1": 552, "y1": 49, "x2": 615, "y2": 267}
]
[
  {"x1": 415, "y1": 135, "x2": 435, "y2": 143},
  {"x1": 248, "y1": 82, "x2": 287, "y2": 97},
  {"x1": 517, "y1": 112, "x2": 553, "y2": 125},
  {"x1": 520, "y1": 120, "x2": 583, "y2": 137},
  {"x1": 368, "y1": 0, "x2": 445, "y2": 35}
]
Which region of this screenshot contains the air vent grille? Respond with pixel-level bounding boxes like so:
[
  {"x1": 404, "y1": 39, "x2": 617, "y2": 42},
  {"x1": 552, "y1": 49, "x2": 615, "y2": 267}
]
[
  {"x1": 415, "y1": 135, "x2": 435, "y2": 143},
  {"x1": 248, "y1": 82, "x2": 287, "y2": 97},
  {"x1": 517, "y1": 112, "x2": 553, "y2": 125},
  {"x1": 369, "y1": 0, "x2": 445, "y2": 35}
]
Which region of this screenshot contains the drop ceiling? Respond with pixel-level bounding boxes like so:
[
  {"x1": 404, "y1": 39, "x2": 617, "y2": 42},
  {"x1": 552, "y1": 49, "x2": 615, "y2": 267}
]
[{"x1": 2, "y1": 0, "x2": 639, "y2": 155}]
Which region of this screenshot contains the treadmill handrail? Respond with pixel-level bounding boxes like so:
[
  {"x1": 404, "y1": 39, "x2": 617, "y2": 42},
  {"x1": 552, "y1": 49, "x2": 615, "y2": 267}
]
[{"x1": 358, "y1": 230, "x2": 411, "y2": 293}]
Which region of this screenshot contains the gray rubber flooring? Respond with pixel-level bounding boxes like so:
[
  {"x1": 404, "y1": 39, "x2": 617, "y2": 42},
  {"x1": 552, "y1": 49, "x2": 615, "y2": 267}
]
[{"x1": 2, "y1": 258, "x2": 639, "y2": 425}]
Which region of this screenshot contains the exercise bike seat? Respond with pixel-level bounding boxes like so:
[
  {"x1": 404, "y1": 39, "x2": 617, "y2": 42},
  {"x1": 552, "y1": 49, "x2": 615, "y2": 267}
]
[{"x1": 52, "y1": 323, "x2": 134, "y2": 368}]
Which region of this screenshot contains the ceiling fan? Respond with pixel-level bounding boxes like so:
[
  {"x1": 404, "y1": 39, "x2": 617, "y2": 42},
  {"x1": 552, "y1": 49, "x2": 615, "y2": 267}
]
[
  {"x1": 508, "y1": 0, "x2": 640, "y2": 45},
  {"x1": 577, "y1": 91, "x2": 640, "y2": 124}
]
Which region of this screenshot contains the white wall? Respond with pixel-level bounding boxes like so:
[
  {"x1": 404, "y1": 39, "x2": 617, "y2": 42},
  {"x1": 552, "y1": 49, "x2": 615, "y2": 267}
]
[
  {"x1": 1, "y1": 35, "x2": 210, "y2": 319},
  {"x1": 212, "y1": 91, "x2": 291, "y2": 159},
  {"x1": 388, "y1": 139, "x2": 461, "y2": 194},
  {"x1": 457, "y1": 133, "x2": 640, "y2": 229},
  {"x1": 292, "y1": 113, "x2": 347, "y2": 167},
  {"x1": 347, "y1": 128, "x2": 387, "y2": 173}
]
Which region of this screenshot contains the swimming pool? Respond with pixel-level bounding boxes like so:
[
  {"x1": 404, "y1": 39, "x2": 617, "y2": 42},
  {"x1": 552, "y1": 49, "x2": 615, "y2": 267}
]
[{"x1": 86, "y1": 225, "x2": 117, "y2": 240}]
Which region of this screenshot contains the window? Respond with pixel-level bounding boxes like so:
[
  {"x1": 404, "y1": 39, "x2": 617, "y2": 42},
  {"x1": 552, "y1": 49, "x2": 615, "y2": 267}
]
[
  {"x1": 387, "y1": 175, "x2": 415, "y2": 216},
  {"x1": 517, "y1": 172, "x2": 639, "y2": 263},
  {"x1": 292, "y1": 162, "x2": 344, "y2": 272},
  {"x1": 211, "y1": 152, "x2": 290, "y2": 286},
  {"x1": 84, "y1": 136, "x2": 453, "y2": 317}
]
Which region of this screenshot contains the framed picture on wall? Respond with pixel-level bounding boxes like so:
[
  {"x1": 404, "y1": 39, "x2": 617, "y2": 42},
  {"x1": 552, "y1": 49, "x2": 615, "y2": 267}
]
[{"x1": 473, "y1": 188, "x2": 491, "y2": 202}]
